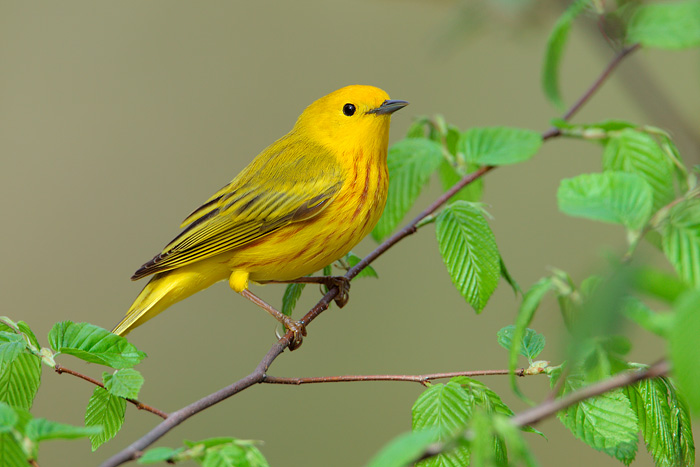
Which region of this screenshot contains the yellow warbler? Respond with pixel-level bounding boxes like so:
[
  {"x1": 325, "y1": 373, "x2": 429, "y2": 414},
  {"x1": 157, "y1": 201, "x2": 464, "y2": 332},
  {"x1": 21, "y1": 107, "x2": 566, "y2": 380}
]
[{"x1": 112, "y1": 85, "x2": 407, "y2": 348}]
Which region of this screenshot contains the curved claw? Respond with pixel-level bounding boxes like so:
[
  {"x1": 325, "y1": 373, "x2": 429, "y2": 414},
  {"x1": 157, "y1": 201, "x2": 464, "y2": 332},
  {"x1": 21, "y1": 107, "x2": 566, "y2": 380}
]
[
  {"x1": 319, "y1": 276, "x2": 351, "y2": 308},
  {"x1": 286, "y1": 319, "x2": 307, "y2": 351}
]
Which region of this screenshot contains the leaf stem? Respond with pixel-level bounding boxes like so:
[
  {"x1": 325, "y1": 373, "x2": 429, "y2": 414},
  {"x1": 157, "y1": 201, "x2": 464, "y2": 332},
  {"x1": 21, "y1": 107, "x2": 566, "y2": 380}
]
[{"x1": 54, "y1": 364, "x2": 168, "y2": 419}]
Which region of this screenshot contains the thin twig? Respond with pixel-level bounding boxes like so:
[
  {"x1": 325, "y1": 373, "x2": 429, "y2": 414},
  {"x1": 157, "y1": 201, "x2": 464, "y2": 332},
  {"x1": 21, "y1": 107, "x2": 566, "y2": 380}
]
[
  {"x1": 55, "y1": 364, "x2": 168, "y2": 419},
  {"x1": 541, "y1": 43, "x2": 641, "y2": 141},
  {"x1": 101, "y1": 37, "x2": 641, "y2": 467},
  {"x1": 264, "y1": 368, "x2": 530, "y2": 386}
]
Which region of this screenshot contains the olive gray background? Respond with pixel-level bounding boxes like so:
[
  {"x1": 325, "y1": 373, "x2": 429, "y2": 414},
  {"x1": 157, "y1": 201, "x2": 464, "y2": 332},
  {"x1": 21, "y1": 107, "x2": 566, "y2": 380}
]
[{"x1": 1, "y1": 1, "x2": 698, "y2": 466}]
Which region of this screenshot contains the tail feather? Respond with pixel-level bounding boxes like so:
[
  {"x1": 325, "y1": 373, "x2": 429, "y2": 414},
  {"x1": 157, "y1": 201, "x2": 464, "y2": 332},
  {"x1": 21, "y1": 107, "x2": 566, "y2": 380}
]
[{"x1": 113, "y1": 259, "x2": 230, "y2": 336}]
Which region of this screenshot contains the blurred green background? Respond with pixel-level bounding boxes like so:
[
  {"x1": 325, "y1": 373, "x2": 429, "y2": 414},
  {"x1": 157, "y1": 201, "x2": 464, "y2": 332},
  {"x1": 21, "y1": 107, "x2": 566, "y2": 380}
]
[{"x1": 1, "y1": 1, "x2": 698, "y2": 466}]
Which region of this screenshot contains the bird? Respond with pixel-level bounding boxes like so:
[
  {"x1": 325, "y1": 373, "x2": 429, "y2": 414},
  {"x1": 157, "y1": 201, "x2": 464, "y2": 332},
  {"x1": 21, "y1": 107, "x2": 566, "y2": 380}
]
[{"x1": 112, "y1": 85, "x2": 408, "y2": 349}]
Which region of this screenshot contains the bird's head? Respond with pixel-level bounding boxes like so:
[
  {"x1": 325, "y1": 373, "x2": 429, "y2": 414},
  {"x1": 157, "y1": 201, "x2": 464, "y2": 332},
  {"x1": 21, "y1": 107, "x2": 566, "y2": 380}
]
[{"x1": 294, "y1": 85, "x2": 408, "y2": 153}]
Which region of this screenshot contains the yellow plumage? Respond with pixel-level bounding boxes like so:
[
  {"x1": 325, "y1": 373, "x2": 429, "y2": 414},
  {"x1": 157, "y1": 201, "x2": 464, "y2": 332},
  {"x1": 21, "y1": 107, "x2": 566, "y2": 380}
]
[{"x1": 112, "y1": 85, "x2": 407, "y2": 346}]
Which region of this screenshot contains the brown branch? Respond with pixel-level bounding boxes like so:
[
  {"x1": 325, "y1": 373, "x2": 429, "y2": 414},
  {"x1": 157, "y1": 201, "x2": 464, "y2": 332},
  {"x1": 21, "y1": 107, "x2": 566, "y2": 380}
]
[
  {"x1": 541, "y1": 43, "x2": 641, "y2": 141},
  {"x1": 54, "y1": 364, "x2": 168, "y2": 420},
  {"x1": 101, "y1": 36, "x2": 641, "y2": 467},
  {"x1": 417, "y1": 359, "x2": 670, "y2": 463},
  {"x1": 263, "y1": 368, "x2": 531, "y2": 386}
]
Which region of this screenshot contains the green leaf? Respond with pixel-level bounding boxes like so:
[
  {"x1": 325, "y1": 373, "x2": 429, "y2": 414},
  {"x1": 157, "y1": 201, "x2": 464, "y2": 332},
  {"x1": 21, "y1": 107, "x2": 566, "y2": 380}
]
[
  {"x1": 0, "y1": 333, "x2": 25, "y2": 372},
  {"x1": 553, "y1": 372, "x2": 639, "y2": 464},
  {"x1": 25, "y1": 418, "x2": 100, "y2": 442},
  {"x1": 497, "y1": 326, "x2": 545, "y2": 362},
  {"x1": 49, "y1": 321, "x2": 146, "y2": 369},
  {"x1": 281, "y1": 283, "x2": 305, "y2": 317},
  {"x1": 492, "y1": 416, "x2": 541, "y2": 467},
  {"x1": 509, "y1": 278, "x2": 553, "y2": 399},
  {"x1": 627, "y1": 1, "x2": 700, "y2": 49},
  {"x1": 454, "y1": 376, "x2": 544, "y2": 437},
  {"x1": 202, "y1": 444, "x2": 247, "y2": 467},
  {"x1": 103, "y1": 369, "x2": 144, "y2": 399},
  {"x1": 622, "y1": 297, "x2": 674, "y2": 337},
  {"x1": 657, "y1": 377, "x2": 695, "y2": 465},
  {"x1": 0, "y1": 430, "x2": 26, "y2": 467},
  {"x1": 627, "y1": 376, "x2": 695, "y2": 467},
  {"x1": 366, "y1": 429, "x2": 441, "y2": 467},
  {"x1": 0, "y1": 404, "x2": 18, "y2": 433},
  {"x1": 669, "y1": 288, "x2": 700, "y2": 413},
  {"x1": 661, "y1": 200, "x2": 700, "y2": 287},
  {"x1": 137, "y1": 447, "x2": 185, "y2": 464},
  {"x1": 0, "y1": 349, "x2": 41, "y2": 411},
  {"x1": 499, "y1": 257, "x2": 521, "y2": 295},
  {"x1": 557, "y1": 171, "x2": 653, "y2": 231},
  {"x1": 345, "y1": 252, "x2": 378, "y2": 279},
  {"x1": 372, "y1": 138, "x2": 444, "y2": 241},
  {"x1": 435, "y1": 201, "x2": 501, "y2": 313},
  {"x1": 0, "y1": 405, "x2": 31, "y2": 467},
  {"x1": 633, "y1": 266, "x2": 687, "y2": 303},
  {"x1": 603, "y1": 129, "x2": 675, "y2": 211},
  {"x1": 437, "y1": 159, "x2": 483, "y2": 203},
  {"x1": 542, "y1": 0, "x2": 589, "y2": 110},
  {"x1": 85, "y1": 386, "x2": 126, "y2": 451},
  {"x1": 413, "y1": 382, "x2": 472, "y2": 467},
  {"x1": 460, "y1": 127, "x2": 542, "y2": 166}
]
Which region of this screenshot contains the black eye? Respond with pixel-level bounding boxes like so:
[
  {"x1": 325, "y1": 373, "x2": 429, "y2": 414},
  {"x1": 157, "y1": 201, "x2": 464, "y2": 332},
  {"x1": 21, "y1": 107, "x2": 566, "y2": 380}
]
[{"x1": 342, "y1": 103, "x2": 356, "y2": 116}]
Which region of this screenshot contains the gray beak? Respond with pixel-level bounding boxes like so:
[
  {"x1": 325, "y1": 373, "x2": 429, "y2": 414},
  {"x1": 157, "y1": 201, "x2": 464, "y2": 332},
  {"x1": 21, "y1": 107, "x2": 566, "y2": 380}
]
[{"x1": 367, "y1": 99, "x2": 409, "y2": 115}]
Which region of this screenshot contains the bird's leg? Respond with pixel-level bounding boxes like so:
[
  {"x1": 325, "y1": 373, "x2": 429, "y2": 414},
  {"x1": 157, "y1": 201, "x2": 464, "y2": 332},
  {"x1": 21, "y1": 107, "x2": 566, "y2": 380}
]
[
  {"x1": 239, "y1": 289, "x2": 307, "y2": 350},
  {"x1": 265, "y1": 276, "x2": 352, "y2": 308}
]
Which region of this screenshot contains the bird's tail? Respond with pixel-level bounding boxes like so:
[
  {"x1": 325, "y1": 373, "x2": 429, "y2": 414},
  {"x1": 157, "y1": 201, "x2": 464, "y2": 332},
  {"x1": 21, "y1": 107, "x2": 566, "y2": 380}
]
[{"x1": 112, "y1": 260, "x2": 230, "y2": 336}]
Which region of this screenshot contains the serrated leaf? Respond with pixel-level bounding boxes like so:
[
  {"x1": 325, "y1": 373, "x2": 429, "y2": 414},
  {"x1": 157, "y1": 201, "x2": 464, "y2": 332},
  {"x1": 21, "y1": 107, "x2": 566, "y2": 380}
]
[
  {"x1": 658, "y1": 377, "x2": 695, "y2": 464},
  {"x1": 372, "y1": 138, "x2": 444, "y2": 241},
  {"x1": 0, "y1": 430, "x2": 26, "y2": 467},
  {"x1": 497, "y1": 326, "x2": 545, "y2": 362},
  {"x1": 553, "y1": 372, "x2": 638, "y2": 464},
  {"x1": 542, "y1": 0, "x2": 589, "y2": 110},
  {"x1": 25, "y1": 418, "x2": 100, "y2": 442},
  {"x1": 281, "y1": 283, "x2": 305, "y2": 317},
  {"x1": 0, "y1": 333, "x2": 25, "y2": 372},
  {"x1": 413, "y1": 382, "x2": 474, "y2": 434},
  {"x1": 460, "y1": 127, "x2": 542, "y2": 166},
  {"x1": 49, "y1": 321, "x2": 146, "y2": 369},
  {"x1": 436, "y1": 201, "x2": 500, "y2": 313},
  {"x1": 345, "y1": 252, "x2": 378, "y2": 279},
  {"x1": 366, "y1": 429, "x2": 441, "y2": 467},
  {"x1": 557, "y1": 171, "x2": 653, "y2": 231},
  {"x1": 0, "y1": 405, "x2": 31, "y2": 467},
  {"x1": 627, "y1": 376, "x2": 694, "y2": 467},
  {"x1": 438, "y1": 159, "x2": 483, "y2": 203},
  {"x1": 202, "y1": 444, "x2": 248, "y2": 467},
  {"x1": 85, "y1": 386, "x2": 126, "y2": 451},
  {"x1": 137, "y1": 447, "x2": 185, "y2": 464},
  {"x1": 661, "y1": 200, "x2": 700, "y2": 287},
  {"x1": 603, "y1": 129, "x2": 675, "y2": 211},
  {"x1": 103, "y1": 369, "x2": 144, "y2": 399},
  {"x1": 669, "y1": 289, "x2": 700, "y2": 413},
  {"x1": 627, "y1": 1, "x2": 700, "y2": 49},
  {"x1": 0, "y1": 350, "x2": 41, "y2": 410},
  {"x1": 413, "y1": 382, "x2": 472, "y2": 467}
]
